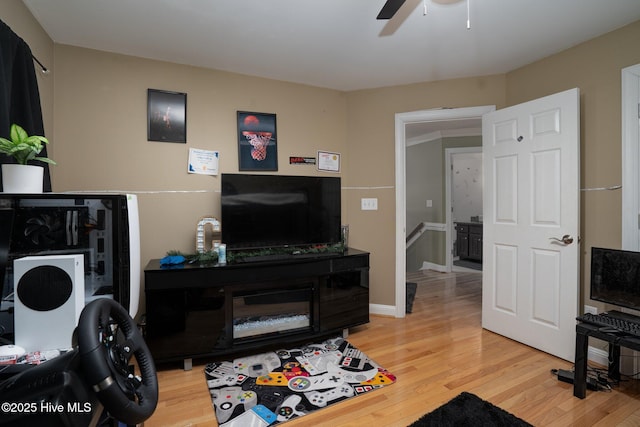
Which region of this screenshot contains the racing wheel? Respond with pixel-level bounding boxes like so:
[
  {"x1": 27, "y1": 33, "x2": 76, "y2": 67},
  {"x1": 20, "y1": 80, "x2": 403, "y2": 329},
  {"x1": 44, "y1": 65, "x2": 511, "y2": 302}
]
[{"x1": 77, "y1": 298, "x2": 158, "y2": 425}]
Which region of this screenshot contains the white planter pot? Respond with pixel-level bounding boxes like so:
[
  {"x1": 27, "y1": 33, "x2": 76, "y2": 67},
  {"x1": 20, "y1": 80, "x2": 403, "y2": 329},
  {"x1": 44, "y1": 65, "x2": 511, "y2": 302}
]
[{"x1": 1, "y1": 164, "x2": 44, "y2": 193}]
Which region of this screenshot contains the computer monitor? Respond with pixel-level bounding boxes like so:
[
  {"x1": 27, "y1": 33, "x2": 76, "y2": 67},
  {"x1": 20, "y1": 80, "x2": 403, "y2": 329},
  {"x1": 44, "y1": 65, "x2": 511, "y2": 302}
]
[{"x1": 591, "y1": 246, "x2": 640, "y2": 312}]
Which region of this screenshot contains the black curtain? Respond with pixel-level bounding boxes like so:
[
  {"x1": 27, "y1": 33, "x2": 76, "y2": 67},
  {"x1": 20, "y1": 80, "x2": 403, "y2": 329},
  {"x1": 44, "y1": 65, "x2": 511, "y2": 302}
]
[{"x1": 0, "y1": 19, "x2": 51, "y2": 192}]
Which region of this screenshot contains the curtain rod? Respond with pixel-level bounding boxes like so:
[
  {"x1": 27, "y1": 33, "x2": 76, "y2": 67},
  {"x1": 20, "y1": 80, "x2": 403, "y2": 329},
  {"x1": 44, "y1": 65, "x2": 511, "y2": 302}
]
[{"x1": 32, "y1": 55, "x2": 50, "y2": 74}]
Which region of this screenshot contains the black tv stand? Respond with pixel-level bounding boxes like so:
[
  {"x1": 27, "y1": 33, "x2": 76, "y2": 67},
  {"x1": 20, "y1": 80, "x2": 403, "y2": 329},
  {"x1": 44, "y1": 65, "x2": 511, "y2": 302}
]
[{"x1": 143, "y1": 248, "x2": 369, "y2": 369}]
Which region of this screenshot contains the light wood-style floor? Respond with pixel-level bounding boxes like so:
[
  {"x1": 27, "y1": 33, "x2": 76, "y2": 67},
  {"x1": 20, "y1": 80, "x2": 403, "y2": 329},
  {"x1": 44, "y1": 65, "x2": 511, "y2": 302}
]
[{"x1": 146, "y1": 270, "x2": 640, "y2": 426}]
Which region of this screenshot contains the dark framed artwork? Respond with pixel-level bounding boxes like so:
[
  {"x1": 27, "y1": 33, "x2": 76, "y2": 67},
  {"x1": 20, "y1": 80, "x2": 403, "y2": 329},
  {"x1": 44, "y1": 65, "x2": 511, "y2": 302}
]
[
  {"x1": 147, "y1": 89, "x2": 187, "y2": 143},
  {"x1": 237, "y1": 111, "x2": 278, "y2": 171}
]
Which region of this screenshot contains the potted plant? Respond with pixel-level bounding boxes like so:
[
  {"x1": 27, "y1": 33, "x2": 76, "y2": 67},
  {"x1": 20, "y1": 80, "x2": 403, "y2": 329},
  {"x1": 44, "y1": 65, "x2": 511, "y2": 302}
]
[{"x1": 0, "y1": 123, "x2": 55, "y2": 193}]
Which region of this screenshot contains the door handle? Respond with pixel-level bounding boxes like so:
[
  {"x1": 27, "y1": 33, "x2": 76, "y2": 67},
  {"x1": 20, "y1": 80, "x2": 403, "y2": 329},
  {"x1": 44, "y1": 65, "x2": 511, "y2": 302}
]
[{"x1": 549, "y1": 235, "x2": 574, "y2": 245}]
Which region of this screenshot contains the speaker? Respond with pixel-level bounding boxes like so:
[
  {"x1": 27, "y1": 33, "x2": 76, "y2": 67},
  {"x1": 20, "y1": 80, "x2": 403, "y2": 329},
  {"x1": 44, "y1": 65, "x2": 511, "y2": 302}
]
[{"x1": 13, "y1": 254, "x2": 84, "y2": 352}]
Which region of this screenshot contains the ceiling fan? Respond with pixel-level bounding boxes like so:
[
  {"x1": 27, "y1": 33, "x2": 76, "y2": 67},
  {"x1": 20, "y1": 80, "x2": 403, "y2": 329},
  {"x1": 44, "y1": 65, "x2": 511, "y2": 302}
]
[
  {"x1": 377, "y1": 0, "x2": 407, "y2": 19},
  {"x1": 377, "y1": 0, "x2": 468, "y2": 21}
]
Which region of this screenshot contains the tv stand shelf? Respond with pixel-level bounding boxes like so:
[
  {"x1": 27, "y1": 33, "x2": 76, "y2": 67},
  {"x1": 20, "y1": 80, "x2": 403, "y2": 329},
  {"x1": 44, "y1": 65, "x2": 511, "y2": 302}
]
[{"x1": 143, "y1": 248, "x2": 369, "y2": 366}]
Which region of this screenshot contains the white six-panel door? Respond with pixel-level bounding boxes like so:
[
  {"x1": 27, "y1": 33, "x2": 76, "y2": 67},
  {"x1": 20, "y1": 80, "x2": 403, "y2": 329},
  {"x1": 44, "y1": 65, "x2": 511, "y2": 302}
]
[{"x1": 482, "y1": 88, "x2": 580, "y2": 361}]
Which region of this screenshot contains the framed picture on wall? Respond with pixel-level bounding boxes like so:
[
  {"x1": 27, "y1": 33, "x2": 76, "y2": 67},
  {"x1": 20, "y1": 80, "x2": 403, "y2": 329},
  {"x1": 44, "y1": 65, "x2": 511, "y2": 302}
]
[
  {"x1": 317, "y1": 150, "x2": 341, "y2": 172},
  {"x1": 147, "y1": 89, "x2": 187, "y2": 143},
  {"x1": 237, "y1": 111, "x2": 278, "y2": 171}
]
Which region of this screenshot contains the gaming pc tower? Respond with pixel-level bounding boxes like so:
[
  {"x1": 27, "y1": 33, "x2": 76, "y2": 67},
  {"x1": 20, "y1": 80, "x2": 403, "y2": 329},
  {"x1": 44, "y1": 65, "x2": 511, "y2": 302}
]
[{"x1": 0, "y1": 193, "x2": 140, "y2": 346}]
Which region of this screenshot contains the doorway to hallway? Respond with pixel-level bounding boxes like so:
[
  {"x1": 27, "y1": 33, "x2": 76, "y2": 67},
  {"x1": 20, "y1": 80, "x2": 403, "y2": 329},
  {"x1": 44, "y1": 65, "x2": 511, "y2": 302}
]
[{"x1": 447, "y1": 148, "x2": 483, "y2": 272}]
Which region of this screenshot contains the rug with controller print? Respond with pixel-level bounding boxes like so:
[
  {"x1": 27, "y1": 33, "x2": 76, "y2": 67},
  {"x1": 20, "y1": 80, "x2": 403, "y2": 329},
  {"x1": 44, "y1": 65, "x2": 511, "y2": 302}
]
[{"x1": 204, "y1": 337, "x2": 396, "y2": 426}]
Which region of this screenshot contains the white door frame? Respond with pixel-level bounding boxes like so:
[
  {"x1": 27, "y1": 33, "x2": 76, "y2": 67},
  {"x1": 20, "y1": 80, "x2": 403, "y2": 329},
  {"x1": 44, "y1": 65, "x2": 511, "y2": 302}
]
[
  {"x1": 394, "y1": 106, "x2": 495, "y2": 318},
  {"x1": 622, "y1": 63, "x2": 640, "y2": 250},
  {"x1": 445, "y1": 146, "x2": 483, "y2": 271},
  {"x1": 621, "y1": 63, "x2": 640, "y2": 374}
]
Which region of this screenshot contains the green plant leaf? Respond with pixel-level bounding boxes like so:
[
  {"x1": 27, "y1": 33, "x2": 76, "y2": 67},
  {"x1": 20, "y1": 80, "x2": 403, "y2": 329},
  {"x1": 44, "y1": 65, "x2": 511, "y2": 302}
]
[
  {"x1": 34, "y1": 156, "x2": 56, "y2": 165},
  {"x1": 25, "y1": 135, "x2": 48, "y2": 147},
  {"x1": 0, "y1": 124, "x2": 54, "y2": 165},
  {"x1": 10, "y1": 124, "x2": 28, "y2": 143},
  {"x1": 0, "y1": 137, "x2": 13, "y2": 152}
]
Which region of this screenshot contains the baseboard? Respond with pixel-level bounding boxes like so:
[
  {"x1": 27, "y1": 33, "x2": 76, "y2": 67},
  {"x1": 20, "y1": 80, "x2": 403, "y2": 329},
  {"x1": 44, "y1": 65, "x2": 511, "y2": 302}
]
[
  {"x1": 369, "y1": 304, "x2": 396, "y2": 317},
  {"x1": 588, "y1": 345, "x2": 609, "y2": 366},
  {"x1": 420, "y1": 261, "x2": 447, "y2": 272}
]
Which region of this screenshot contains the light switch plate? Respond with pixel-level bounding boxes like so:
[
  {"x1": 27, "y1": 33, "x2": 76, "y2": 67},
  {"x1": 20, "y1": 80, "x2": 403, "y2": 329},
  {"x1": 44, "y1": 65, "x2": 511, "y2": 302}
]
[
  {"x1": 361, "y1": 198, "x2": 378, "y2": 210},
  {"x1": 584, "y1": 305, "x2": 597, "y2": 315}
]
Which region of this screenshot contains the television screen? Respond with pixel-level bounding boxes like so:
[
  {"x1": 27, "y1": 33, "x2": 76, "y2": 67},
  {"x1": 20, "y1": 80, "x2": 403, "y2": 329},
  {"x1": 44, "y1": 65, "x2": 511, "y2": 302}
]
[
  {"x1": 590, "y1": 247, "x2": 640, "y2": 312},
  {"x1": 221, "y1": 174, "x2": 341, "y2": 250}
]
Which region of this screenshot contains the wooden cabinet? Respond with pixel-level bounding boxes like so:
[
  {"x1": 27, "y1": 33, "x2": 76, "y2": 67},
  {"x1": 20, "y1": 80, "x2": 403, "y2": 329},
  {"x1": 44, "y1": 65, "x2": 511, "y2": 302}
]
[
  {"x1": 143, "y1": 249, "x2": 369, "y2": 364},
  {"x1": 455, "y1": 222, "x2": 483, "y2": 262}
]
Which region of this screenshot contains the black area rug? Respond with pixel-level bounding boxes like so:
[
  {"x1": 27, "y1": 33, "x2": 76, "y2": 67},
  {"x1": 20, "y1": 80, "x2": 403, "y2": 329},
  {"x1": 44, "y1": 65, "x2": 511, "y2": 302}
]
[
  {"x1": 406, "y1": 282, "x2": 417, "y2": 313},
  {"x1": 205, "y1": 337, "x2": 396, "y2": 426},
  {"x1": 408, "y1": 392, "x2": 533, "y2": 427}
]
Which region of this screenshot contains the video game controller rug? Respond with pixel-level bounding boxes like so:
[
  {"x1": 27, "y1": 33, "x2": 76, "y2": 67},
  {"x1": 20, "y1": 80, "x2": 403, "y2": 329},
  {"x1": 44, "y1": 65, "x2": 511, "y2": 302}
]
[{"x1": 204, "y1": 337, "x2": 396, "y2": 426}]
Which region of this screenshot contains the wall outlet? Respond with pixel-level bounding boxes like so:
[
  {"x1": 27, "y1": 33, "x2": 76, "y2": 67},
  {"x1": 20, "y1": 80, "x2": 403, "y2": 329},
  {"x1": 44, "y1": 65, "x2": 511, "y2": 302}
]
[
  {"x1": 361, "y1": 198, "x2": 378, "y2": 211},
  {"x1": 426, "y1": 199, "x2": 433, "y2": 208},
  {"x1": 584, "y1": 305, "x2": 598, "y2": 315}
]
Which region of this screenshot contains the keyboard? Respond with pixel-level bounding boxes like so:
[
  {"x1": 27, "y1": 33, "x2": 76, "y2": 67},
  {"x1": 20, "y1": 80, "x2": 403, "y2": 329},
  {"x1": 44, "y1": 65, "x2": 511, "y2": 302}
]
[{"x1": 577, "y1": 311, "x2": 640, "y2": 337}]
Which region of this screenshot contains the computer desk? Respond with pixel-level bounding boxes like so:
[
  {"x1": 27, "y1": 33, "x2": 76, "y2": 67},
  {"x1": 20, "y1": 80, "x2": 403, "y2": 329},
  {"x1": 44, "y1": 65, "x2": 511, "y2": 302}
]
[{"x1": 574, "y1": 321, "x2": 640, "y2": 398}]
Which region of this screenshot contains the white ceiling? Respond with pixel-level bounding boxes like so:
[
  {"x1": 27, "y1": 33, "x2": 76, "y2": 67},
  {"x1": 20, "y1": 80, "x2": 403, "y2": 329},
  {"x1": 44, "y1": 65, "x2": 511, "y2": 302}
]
[{"x1": 22, "y1": 0, "x2": 640, "y2": 92}]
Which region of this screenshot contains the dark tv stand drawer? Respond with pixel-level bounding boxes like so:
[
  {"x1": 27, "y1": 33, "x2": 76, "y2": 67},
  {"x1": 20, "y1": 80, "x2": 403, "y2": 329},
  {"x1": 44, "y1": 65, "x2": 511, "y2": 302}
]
[{"x1": 143, "y1": 248, "x2": 369, "y2": 366}]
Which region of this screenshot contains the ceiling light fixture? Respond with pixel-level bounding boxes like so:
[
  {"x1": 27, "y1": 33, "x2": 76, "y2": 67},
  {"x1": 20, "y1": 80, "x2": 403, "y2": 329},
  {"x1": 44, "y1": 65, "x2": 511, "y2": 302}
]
[{"x1": 421, "y1": 0, "x2": 472, "y2": 29}]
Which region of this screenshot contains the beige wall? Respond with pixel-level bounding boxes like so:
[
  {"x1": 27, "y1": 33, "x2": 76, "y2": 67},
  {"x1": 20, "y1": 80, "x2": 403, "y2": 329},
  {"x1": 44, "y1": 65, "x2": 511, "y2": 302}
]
[
  {"x1": 407, "y1": 140, "x2": 442, "y2": 229},
  {"x1": 51, "y1": 45, "x2": 349, "y2": 306},
  {"x1": 406, "y1": 139, "x2": 443, "y2": 272},
  {"x1": 4, "y1": 1, "x2": 640, "y2": 313}
]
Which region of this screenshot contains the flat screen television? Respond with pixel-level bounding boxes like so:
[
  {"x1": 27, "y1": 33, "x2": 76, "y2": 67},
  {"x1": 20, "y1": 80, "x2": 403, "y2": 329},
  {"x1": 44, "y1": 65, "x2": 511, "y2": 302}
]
[
  {"x1": 590, "y1": 247, "x2": 640, "y2": 312},
  {"x1": 221, "y1": 174, "x2": 341, "y2": 251}
]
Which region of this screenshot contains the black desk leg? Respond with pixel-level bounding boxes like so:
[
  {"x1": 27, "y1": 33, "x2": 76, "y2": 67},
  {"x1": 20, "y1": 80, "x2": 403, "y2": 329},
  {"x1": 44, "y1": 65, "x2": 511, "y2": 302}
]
[
  {"x1": 608, "y1": 343, "x2": 621, "y2": 381},
  {"x1": 574, "y1": 327, "x2": 589, "y2": 398}
]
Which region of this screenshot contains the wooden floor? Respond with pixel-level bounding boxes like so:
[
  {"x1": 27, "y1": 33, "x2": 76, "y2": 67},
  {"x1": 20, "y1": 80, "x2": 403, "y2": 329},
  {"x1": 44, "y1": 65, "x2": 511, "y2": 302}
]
[{"x1": 146, "y1": 270, "x2": 640, "y2": 426}]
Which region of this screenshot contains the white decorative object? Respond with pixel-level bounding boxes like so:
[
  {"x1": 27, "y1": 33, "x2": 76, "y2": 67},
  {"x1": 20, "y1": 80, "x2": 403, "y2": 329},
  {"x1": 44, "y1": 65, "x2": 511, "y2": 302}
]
[
  {"x1": 196, "y1": 216, "x2": 221, "y2": 253},
  {"x1": 1, "y1": 164, "x2": 43, "y2": 193}
]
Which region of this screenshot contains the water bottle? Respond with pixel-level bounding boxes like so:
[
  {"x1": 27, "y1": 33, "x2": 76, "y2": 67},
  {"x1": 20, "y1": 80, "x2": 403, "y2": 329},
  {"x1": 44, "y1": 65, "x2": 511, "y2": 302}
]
[{"x1": 218, "y1": 243, "x2": 227, "y2": 265}]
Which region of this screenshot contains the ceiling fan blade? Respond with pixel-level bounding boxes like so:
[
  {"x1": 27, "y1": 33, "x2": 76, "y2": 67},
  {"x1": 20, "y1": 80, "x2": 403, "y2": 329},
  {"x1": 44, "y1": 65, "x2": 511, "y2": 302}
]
[{"x1": 377, "y1": 0, "x2": 407, "y2": 19}]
